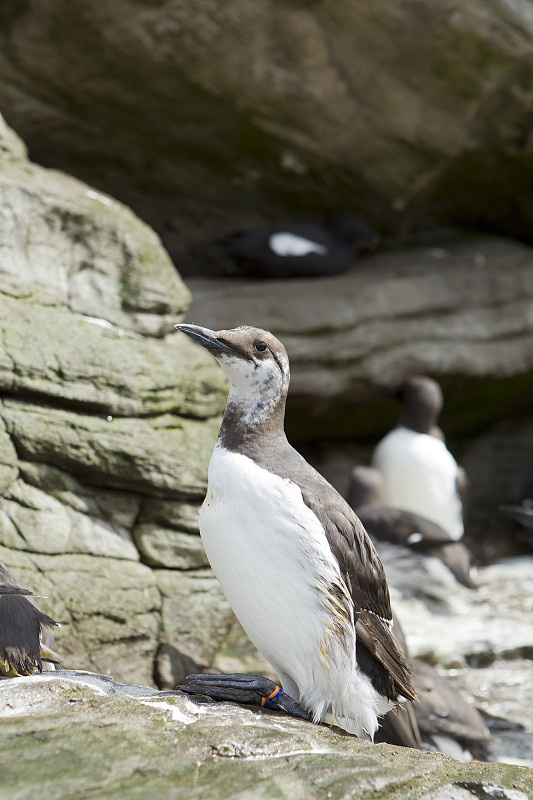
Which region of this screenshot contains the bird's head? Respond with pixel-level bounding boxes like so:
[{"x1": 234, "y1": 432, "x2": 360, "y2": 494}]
[
  {"x1": 176, "y1": 324, "x2": 290, "y2": 425},
  {"x1": 396, "y1": 376, "x2": 443, "y2": 434}
]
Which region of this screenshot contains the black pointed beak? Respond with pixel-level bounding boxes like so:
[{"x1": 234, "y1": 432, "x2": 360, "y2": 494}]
[{"x1": 175, "y1": 323, "x2": 232, "y2": 355}]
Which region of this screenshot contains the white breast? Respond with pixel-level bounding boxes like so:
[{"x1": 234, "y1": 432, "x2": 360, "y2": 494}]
[
  {"x1": 199, "y1": 444, "x2": 389, "y2": 737},
  {"x1": 268, "y1": 232, "x2": 327, "y2": 257},
  {"x1": 372, "y1": 427, "x2": 463, "y2": 540}
]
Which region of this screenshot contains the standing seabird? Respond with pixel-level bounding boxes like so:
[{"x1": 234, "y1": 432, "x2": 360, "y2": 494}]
[
  {"x1": 222, "y1": 214, "x2": 380, "y2": 279},
  {"x1": 0, "y1": 562, "x2": 60, "y2": 677},
  {"x1": 372, "y1": 376, "x2": 465, "y2": 541},
  {"x1": 176, "y1": 324, "x2": 416, "y2": 738},
  {"x1": 347, "y1": 466, "x2": 475, "y2": 603}
]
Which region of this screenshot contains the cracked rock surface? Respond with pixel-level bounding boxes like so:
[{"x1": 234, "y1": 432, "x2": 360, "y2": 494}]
[
  {"x1": 0, "y1": 116, "x2": 232, "y2": 686},
  {"x1": 1, "y1": 671, "x2": 532, "y2": 800},
  {"x1": 186, "y1": 236, "x2": 533, "y2": 440}
]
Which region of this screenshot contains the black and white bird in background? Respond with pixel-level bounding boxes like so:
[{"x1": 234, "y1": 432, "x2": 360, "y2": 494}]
[
  {"x1": 347, "y1": 465, "x2": 476, "y2": 606},
  {"x1": 372, "y1": 376, "x2": 466, "y2": 542},
  {"x1": 175, "y1": 323, "x2": 416, "y2": 738},
  {"x1": 220, "y1": 213, "x2": 381, "y2": 278},
  {"x1": 0, "y1": 562, "x2": 60, "y2": 677}
]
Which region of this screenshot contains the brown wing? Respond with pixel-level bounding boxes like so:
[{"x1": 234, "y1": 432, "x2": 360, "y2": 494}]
[
  {"x1": 299, "y1": 484, "x2": 417, "y2": 703},
  {"x1": 300, "y1": 486, "x2": 393, "y2": 621},
  {"x1": 375, "y1": 701, "x2": 422, "y2": 749}
]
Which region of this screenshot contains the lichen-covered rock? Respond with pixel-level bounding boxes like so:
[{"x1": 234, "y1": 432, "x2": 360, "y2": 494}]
[
  {"x1": 0, "y1": 477, "x2": 140, "y2": 560},
  {"x1": 1, "y1": 401, "x2": 220, "y2": 497},
  {"x1": 0, "y1": 416, "x2": 18, "y2": 494},
  {"x1": 0, "y1": 671, "x2": 531, "y2": 800},
  {"x1": 0, "y1": 292, "x2": 225, "y2": 417},
  {"x1": 0, "y1": 139, "x2": 191, "y2": 334},
  {"x1": 155, "y1": 569, "x2": 234, "y2": 687},
  {"x1": 132, "y1": 497, "x2": 208, "y2": 569},
  {"x1": 0, "y1": 118, "x2": 227, "y2": 685}
]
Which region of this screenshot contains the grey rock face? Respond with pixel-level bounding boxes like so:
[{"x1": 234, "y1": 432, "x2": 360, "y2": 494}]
[
  {"x1": 0, "y1": 118, "x2": 231, "y2": 685},
  {"x1": 155, "y1": 569, "x2": 233, "y2": 687},
  {"x1": 1, "y1": 671, "x2": 532, "y2": 800},
  {"x1": 461, "y1": 419, "x2": 533, "y2": 554},
  {"x1": 2, "y1": 4, "x2": 533, "y2": 264},
  {"x1": 186, "y1": 236, "x2": 533, "y2": 436}
]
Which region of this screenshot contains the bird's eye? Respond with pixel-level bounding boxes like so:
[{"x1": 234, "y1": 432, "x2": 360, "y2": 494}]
[{"x1": 255, "y1": 340, "x2": 268, "y2": 352}]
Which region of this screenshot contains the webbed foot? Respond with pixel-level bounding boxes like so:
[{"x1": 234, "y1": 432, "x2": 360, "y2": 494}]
[{"x1": 178, "y1": 672, "x2": 310, "y2": 721}]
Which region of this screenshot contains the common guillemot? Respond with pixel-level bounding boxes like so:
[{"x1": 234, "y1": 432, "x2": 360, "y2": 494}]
[
  {"x1": 0, "y1": 562, "x2": 60, "y2": 676},
  {"x1": 372, "y1": 376, "x2": 465, "y2": 541},
  {"x1": 347, "y1": 466, "x2": 475, "y2": 603},
  {"x1": 175, "y1": 323, "x2": 416, "y2": 738},
  {"x1": 222, "y1": 214, "x2": 380, "y2": 278}
]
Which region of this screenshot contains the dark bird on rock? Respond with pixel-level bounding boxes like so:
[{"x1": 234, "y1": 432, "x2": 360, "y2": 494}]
[
  {"x1": 222, "y1": 213, "x2": 381, "y2": 279},
  {"x1": 0, "y1": 562, "x2": 60, "y2": 677},
  {"x1": 499, "y1": 500, "x2": 533, "y2": 548},
  {"x1": 407, "y1": 659, "x2": 494, "y2": 761},
  {"x1": 376, "y1": 616, "x2": 494, "y2": 761},
  {"x1": 348, "y1": 466, "x2": 476, "y2": 603},
  {"x1": 175, "y1": 323, "x2": 416, "y2": 738},
  {"x1": 372, "y1": 376, "x2": 465, "y2": 541}
]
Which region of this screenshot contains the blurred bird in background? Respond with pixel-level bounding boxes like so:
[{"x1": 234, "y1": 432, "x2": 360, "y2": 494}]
[
  {"x1": 220, "y1": 213, "x2": 381, "y2": 278},
  {"x1": 372, "y1": 376, "x2": 466, "y2": 542},
  {"x1": 347, "y1": 465, "x2": 475, "y2": 606}
]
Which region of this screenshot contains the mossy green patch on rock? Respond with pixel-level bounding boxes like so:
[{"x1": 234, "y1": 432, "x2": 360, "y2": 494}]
[
  {"x1": 0, "y1": 290, "x2": 226, "y2": 418},
  {"x1": 0, "y1": 412, "x2": 18, "y2": 493},
  {"x1": 0, "y1": 477, "x2": 139, "y2": 559},
  {"x1": 0, "y1": 153, "x2": 190, "y2": 333},
  {"x1": 133, "y1": 524, "x2": 207, "y2": 569},
  {"x1": 0, "y1": 672, "x2": 531, "y2": 800},
  {"x1": 155, "y1": 569, "x2": 235, "y2": 687},
  {"x1": 1, "y1": 400, "x2": 220, "y2": 498}
]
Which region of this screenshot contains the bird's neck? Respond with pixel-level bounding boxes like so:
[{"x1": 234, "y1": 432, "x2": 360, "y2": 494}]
[
  {"x1": 218, "y1": 391, "x2": 288, "y2": 454},
  {"x1": 398, "y1": 409, "x2": 436, "y2": 435}
]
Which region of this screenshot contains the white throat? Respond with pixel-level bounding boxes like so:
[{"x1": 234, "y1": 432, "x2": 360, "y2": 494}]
[
  {"x1": 226, "y1": 379, "x2": 282, "y2": 426},
  {"x1": 219, "y1": 352, "x2": 289, "y2": 426}
]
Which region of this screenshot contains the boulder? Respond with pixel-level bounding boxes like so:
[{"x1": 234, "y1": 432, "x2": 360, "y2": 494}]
[
  {"x1": 0, "y1": 117, "x2": 229, "y2": 685},
  {"x1": 2, "y1": 3, "x2": 533, "y2": 266},
  {"x1": 155, "y1": 569, "x2": 233, "y2": 687},
  {"x1": 1, "y1": 671, "x2": 531, "y2": 800}
]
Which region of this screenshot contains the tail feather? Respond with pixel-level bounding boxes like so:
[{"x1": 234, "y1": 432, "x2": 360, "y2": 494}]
[{"x1": 356, "y1": 611, "x2": 418, "y2": 704}]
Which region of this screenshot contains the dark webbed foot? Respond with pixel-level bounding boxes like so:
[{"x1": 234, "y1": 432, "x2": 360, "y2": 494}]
[{"x1": 178, "y1": 673, "x2": 311, "y2": 721}]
